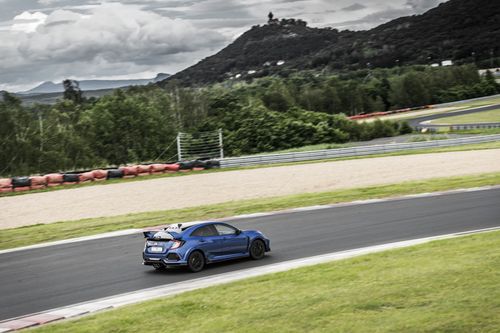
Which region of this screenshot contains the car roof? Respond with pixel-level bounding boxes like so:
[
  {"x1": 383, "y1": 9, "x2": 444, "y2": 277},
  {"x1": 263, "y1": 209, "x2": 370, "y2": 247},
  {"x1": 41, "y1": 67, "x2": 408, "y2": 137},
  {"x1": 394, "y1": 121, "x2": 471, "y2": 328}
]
[{"x1": 164, "y1": 221, "x2": 220, "y2": 232}]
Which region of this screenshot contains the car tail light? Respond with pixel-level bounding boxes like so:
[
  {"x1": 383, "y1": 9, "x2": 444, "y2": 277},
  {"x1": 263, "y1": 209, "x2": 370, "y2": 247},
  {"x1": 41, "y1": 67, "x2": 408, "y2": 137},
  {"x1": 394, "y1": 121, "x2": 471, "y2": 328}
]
[{"x1": 170, "y1": 240, "x2": 183, "y2": 249}]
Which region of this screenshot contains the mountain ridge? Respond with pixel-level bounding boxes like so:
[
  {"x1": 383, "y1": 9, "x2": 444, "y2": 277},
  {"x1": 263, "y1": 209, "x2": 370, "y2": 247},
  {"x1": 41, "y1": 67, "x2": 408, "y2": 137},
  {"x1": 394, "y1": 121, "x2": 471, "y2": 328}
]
[
  {"x1": 19, "y1": 73, "x2": 170, "y2": 95},
  {"x1": 164, "y1": 0, "x2": 500, "y2": 86}
]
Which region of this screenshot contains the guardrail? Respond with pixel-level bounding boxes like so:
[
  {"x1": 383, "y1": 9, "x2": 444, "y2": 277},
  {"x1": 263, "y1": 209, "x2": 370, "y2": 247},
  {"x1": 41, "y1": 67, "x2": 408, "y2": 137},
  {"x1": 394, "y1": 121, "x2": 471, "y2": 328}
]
[
  {"x1": 415, "y1": 123, "x2": 500, "y2": 131},
  {"x1": 449, "y1": 124, "x2": 500, "y2": 130},
  {"x1": 219, "y1": 134, "x2": 500, "y2": 168}
]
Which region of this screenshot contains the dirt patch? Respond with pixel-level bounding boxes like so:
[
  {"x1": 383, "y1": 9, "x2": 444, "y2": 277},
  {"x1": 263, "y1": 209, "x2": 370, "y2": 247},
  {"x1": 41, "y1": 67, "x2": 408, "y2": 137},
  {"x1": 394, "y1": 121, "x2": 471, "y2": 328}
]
[{"x1": 1, "y1": 149, "x2": 499, "y2": 229}]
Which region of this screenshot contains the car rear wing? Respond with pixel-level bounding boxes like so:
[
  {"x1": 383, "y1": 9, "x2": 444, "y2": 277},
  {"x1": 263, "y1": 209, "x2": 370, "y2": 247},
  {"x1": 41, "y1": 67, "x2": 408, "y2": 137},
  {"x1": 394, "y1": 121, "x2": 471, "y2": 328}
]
[{"x1": 142, "y1": 230, "x2": 181, "y2": 240}]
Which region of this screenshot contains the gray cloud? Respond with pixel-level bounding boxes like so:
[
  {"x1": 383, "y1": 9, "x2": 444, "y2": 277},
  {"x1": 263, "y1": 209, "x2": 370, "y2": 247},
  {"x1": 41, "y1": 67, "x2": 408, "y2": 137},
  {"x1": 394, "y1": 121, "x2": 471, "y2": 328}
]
[
  {"x1": 332, "y1": 0, "x2": 446, "y2": 31},
  {"x1": 0, "y1": 0, "x2": 449, "y2": 91},
  {"x1": 341, "y1": 3, "x2": 366, "y2": 11},
  {"x1": 406, "y1": 0, "x2": 442, "y2": 12},
  {"x1": 334, "y1": 7, "x2": 411, "y2": 30}
]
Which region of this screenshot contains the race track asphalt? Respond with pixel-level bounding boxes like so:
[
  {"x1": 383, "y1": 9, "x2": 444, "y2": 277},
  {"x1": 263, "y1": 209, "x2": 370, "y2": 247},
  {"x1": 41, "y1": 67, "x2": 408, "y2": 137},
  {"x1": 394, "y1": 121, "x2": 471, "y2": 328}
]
[
  {"x1": 408, "y1": 104, "x2": 500, "y2": 128},
  {"x1": 0, "y1": 188, "x2": 499, "y2": 321}
]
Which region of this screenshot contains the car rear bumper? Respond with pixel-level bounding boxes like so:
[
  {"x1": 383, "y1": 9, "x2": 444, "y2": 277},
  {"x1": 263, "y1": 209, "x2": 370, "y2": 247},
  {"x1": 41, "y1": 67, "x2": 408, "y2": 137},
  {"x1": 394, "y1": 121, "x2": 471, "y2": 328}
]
[{"x1": 142, "y1": 254, "x2": 188, "y2": 267}]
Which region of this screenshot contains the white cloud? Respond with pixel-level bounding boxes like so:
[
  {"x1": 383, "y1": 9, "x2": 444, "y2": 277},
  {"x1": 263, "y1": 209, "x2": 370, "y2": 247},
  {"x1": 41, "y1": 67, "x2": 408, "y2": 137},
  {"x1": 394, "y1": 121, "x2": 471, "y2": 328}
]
[
  {"x1": 38, "y1": 0, "x2": 63, "y2": 5},
  {"x1": 0, "y1": 2, "x2": 227, "y2": 91},
  {"x1": 11, "y1": 11, "x2": 47, "y2": 32},
  {"x1": 44, "y1": 9, "x2": 85, "y2": 25}
]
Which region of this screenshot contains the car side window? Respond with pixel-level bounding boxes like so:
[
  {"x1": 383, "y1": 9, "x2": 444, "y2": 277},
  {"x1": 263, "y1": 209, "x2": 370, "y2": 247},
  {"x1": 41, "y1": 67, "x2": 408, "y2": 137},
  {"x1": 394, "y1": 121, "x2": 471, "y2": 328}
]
[
  {"x1": 191, "y1": 225, "x2": 218, "y2": 237},
  {"x1": 215, "y1": 224, "x2": 238, "y2": 236}
]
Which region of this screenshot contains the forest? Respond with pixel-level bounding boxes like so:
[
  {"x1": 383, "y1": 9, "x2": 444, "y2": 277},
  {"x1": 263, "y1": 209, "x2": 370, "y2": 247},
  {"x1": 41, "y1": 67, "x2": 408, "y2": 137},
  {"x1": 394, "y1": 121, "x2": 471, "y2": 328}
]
[{"x1": 1, "y1": 64, "x2": 499, "y2": 177}]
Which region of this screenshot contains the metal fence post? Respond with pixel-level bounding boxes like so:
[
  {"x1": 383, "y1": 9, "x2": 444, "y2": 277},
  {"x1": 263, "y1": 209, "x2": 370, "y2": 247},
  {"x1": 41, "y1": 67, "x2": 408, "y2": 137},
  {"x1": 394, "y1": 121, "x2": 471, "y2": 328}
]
[
  {"x1": 176, "y1": 133, "x2": 182, "y2": 162},
  {"x1": 219, "y1": 129, "x2": 224, "y2": 159}
]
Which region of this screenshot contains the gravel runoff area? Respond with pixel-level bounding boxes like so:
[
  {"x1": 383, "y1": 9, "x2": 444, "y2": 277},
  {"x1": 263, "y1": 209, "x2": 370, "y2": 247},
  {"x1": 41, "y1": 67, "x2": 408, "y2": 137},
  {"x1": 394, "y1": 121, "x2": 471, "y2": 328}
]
[{"x1": 1, "y1": 149, "x2": 500, "y2": 229}]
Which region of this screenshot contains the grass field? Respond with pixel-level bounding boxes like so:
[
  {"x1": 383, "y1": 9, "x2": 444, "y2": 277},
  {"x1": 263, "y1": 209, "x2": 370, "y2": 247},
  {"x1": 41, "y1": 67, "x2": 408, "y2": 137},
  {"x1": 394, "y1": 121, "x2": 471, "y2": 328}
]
[
  {"x1": 2, "y1": 140, "x2": 500, "y2": 198},
  {"x1": 431, "y1": 108, "x2": 500, "y2": 125},
  {"x1": 1, "y1": 171, "x2": 499, "y2": 251},
  {"x1": 33, "y1": 230, "x2": 500, "y2": 333}
]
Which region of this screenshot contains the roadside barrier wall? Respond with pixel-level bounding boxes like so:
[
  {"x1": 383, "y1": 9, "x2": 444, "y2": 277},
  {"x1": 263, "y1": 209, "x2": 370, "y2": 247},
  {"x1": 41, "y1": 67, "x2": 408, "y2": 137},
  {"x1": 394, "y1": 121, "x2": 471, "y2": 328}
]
[
  {"x1": 3, "y1": 134, "x2": 498, "y2": 195},
  {"x1": 220, "y1": 134, "x2": 500, "y2": 168},
  {"x1": 0, "y1": 159, "x2": 220, "y2": 195},
  {"x1": 449, "y1": 124, "x2": 500, "y2": 130},
  {"x1": 348, "y1": 105, "x2": 432, "y2": 120}
]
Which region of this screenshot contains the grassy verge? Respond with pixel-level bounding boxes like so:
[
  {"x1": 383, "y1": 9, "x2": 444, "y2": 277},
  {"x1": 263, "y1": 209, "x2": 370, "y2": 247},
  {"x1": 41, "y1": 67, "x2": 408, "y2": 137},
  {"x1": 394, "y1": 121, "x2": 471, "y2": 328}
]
[
  {"x1": 432, "y1": 108, "x2": 500, "y2": 125},
  {"x1": 450, "y1": 128, "x2": 500, "y2": 135},
  {"x1": 34, "y1": 230, "x2": 500, "y2": 333},
  {"x1": 361, "y1": 95, "x2": 500, "y2": 123},
  {"x1": 2, "y1": 140, "x2": 500, "y2": 198},
  {"x1": 254, "y1": 142, "x2": 349, "y2": 154},
  {"x1": 407, "y1": 134, "x2": 452, "y2": 142},
  {"x1": 1, "y1": 172, "x2": 500, "y2": 251},
  {"x1": 456, "y1": 95, "x2": 500, "y2": 108}
]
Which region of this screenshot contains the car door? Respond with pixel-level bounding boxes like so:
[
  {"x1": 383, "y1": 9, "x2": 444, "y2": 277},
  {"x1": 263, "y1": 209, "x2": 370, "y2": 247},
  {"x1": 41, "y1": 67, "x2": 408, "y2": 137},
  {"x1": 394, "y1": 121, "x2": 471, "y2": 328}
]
[
  {"x1": 214, "y1": 224, "x2": 248, "y2": 255},
  {"x1": 190, "y1": 225, "x2": 224, "y2": 259}
]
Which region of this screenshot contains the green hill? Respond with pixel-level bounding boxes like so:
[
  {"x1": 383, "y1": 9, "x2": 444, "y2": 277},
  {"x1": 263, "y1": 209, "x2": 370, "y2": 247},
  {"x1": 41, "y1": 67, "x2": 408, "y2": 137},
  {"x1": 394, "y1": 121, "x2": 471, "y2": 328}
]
[{"x1": 165, "y1": 0, "x2": 500, "y2": 86}]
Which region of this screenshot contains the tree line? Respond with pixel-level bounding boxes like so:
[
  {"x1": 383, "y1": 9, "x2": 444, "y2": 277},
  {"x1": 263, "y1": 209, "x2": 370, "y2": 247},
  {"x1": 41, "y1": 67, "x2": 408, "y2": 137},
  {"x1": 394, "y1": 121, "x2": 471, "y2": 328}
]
[{"x1": 1, "y1": 64, "x2": 498, "y2": 177}]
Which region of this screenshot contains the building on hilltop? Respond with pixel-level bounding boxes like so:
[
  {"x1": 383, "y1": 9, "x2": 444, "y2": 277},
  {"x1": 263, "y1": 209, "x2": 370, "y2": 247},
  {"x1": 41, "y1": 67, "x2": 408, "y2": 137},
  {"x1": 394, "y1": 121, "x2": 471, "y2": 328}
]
[
  {"x1": 267, "y1": 12, "x2": 307, "y2": 27},
  {"x1": 268, "y1": 12, "x2": 279, "y2": 25}
]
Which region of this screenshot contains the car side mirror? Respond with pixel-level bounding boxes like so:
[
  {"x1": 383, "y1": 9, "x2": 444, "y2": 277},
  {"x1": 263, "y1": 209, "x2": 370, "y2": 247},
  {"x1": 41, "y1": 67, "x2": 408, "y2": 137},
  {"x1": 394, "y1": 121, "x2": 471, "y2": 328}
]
[{"x1": 235, "y1": 229, "x2": 242, "y2": 235}]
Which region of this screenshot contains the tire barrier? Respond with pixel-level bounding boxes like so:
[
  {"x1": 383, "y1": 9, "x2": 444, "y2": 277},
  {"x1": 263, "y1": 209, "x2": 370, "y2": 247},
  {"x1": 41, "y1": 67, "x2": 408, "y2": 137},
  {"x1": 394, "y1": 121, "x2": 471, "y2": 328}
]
[
  {"x1": 92, "y1": 169, "x2": 108, "y2": 181},
  {"x1": 204, "y1": 160, "x2": 221, "y2": 169},
  {"x1": 178, "y1": 161, "x2": 196, "y2": 171},
  {"x1": 30, "y1": 176, "x2": 47, "y2": 190},
  {"x1": 136, "y1": 165, "x2": 151, "y2": 176},
  {"x1": 107, "y1": 169, "x2": 124, "y2": 179},
  {"x1": 0, "y1": 178, "x2": 13, "y2": 193},
  {"x1": 150, "y1": 164, "x2": 167, "y2": 174},
  {"x1": 45, "y1": 173, "x2": 64, "y2": 187},
  {"x1": 0, "y1": 159, "x2": 221, "y2": 195},
  {"x1": 349, "y1": 105, "x2": 432, "y2": 120},
  {"x1": 119, "y1": 166, "x2": 138, "y2": 178},
  {"x1": 79, "y1": 171, "x2": 95, "y2": 183},
  {"x1": 63, "y1": 174, "x2": 80, "y2": 185},
  {"x1": 12, "y1": 176, "x2": 31, "y2": 192},
  {"x1": 165, "y1": 164, "x2": 180, "y2": 172}
]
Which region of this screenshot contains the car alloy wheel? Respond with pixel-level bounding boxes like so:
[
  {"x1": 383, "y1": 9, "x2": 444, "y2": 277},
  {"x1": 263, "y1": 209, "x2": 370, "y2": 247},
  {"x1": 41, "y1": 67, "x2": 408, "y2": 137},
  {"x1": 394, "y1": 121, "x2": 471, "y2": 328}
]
[
  {"x1": 188, "y1": 251, "x2": 205, "y2": 272},
  {"x1": 249, "y1": 239, "x2": 265, "y2": 260}
]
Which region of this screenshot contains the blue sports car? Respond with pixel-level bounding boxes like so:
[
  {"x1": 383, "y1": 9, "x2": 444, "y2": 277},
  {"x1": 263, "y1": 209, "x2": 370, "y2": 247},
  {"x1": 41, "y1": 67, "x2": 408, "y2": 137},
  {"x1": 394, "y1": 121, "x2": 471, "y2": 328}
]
[{"x1": 142, "y1": 221, "x2": 271, "y2": 272}]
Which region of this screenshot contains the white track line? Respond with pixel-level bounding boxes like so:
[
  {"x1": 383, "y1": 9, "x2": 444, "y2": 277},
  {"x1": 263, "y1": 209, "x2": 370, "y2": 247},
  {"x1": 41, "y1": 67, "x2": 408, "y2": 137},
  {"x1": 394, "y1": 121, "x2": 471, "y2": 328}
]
[
  {"x1": 1, "y1": 225, "x2": 499, "y2": 332},
  {"x1": 0, "y1": 229, "x2": 141, "y2": 255},
  {"x1": 1, "y1": 184, "x2": 499, "y2": 255}
]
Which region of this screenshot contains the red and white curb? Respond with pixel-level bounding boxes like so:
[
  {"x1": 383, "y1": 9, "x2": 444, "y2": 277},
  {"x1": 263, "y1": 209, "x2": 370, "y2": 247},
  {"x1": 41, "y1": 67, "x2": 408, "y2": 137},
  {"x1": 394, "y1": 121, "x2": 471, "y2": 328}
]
[
  {"x1": 1, "y1": 184, "x2": 499, "y2": 256},
  {"x1": 1, "y1": 225, "x2": 500, "y2": 332}
]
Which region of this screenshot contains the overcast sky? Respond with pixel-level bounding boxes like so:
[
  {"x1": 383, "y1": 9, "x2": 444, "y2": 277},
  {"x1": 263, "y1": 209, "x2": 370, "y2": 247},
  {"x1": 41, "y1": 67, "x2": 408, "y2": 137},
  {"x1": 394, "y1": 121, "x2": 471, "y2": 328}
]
[{"x1": 0, "y1": 0, "x2": 446, "y2": 92}]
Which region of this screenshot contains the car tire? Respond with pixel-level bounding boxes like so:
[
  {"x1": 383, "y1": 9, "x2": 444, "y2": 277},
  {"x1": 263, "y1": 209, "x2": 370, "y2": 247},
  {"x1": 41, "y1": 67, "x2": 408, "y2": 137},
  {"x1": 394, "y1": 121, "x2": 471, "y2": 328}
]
[
  {"x1": 153, "y1": 263, "x2": 166, "y2": 271},
  {"x1": 249, "y1": 239, "x2": 265, "y2": 260},
  {"x1": 187, "y1": 251, "x2": 205, "y2": 272}
]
